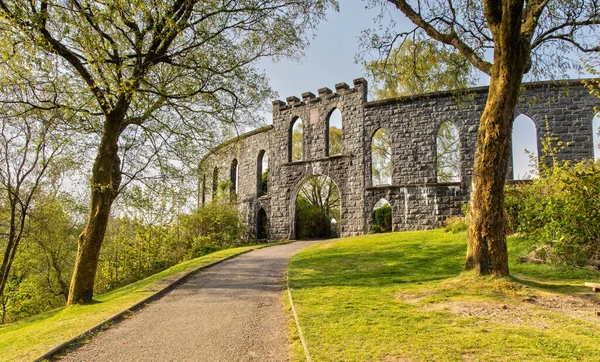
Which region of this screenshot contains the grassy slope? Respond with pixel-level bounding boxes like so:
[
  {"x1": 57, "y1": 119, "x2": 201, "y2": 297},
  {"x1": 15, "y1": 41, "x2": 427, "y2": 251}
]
[
  {"x1": 0, "y1": 245, "x2": 262, "y2": 362},
  {"x1": 287, "y1": 230, "x2": 600, "y2": 361}
]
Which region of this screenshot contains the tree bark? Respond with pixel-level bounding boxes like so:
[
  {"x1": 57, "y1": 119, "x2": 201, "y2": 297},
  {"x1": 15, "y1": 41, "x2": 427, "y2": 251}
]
[
  {"x1": 67, "y1": 116, "x2": 122, "y2": 305},
  {"x1": 466, "y1": 32, "x2": 529, "y2": 276}
]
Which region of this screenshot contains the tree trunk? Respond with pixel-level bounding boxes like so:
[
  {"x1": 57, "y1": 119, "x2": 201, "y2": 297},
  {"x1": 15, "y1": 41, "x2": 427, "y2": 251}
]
[
  {"x1": 466, "y1": 40, "x2": 528, "y2": 276},
  {"x1": 67, "y1": 117, "x2": 122, "y2": 305}
]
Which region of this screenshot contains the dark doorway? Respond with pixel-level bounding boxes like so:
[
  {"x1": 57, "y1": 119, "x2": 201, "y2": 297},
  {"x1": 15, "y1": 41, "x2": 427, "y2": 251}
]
[{"x1": 257, "y1": 208, "x2": 268, "y2": 240}]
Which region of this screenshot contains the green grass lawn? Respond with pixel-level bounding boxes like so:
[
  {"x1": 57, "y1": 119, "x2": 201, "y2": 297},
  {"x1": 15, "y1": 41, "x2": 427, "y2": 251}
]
[
  {"x1": 287, "y1": 230, "x2": 600, "y2": 361},
  {"x1": 0, "y1": 244, "x2": 263, "y2": 362}
]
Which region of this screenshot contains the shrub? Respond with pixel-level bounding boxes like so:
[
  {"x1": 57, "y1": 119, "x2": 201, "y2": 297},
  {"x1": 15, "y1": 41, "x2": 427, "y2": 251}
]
[
  {"x1": 295, "y1": 198, "x2": 334, "y2": 239},
  {"x1": 372, "y1": 205, "x2": 392, "y2": 233},
  {"x1": 508, "y1": 160, "x2": 600, "y2": 267},
  {"x1": 178, "y1": 201, "x2": 245, "y2": 257}
]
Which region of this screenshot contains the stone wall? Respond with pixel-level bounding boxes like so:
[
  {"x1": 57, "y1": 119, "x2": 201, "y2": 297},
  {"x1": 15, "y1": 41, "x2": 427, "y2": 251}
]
[{"x1": 199, "y1": 78, "x2": 599, "y2": 240}]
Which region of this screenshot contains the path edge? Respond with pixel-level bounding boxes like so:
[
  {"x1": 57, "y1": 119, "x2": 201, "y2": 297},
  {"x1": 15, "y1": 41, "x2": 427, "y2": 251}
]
[
  {"x1": 286, "y1": 271, "x2": 313, "y2": 362},
  {"x1": 34, "y1": 243, "x2": 284, "y2": 362}
]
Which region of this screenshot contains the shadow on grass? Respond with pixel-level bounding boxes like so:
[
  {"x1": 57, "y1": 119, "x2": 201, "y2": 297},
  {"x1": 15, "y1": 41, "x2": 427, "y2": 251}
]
[
  {"x1": 290, "y1": 232, "x2": 467, "y2": 290},
  {"x1": 290, "y1": 230, "x2": 600, "y2": 296},
  {"x1": 510, "y1": 275, "x2": 590, "y2": 294}
]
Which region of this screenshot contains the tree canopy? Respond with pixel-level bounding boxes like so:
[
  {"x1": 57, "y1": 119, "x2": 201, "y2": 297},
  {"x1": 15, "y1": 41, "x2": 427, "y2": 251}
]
[
  {"x1": 0, "y1": 0, "x2": 336, "y2": 304},
  {"x1": 365, "y1": 39, "x2": 476, "y2": 98}
]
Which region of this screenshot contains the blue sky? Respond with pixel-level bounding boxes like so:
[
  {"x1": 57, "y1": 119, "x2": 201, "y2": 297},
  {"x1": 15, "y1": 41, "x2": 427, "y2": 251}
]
[{"x1": 258, "y1": 0, "x2": 600, "y2": 178}]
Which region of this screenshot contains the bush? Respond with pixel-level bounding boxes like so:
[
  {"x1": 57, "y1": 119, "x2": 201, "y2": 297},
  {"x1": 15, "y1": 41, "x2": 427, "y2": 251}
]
[
  {"x1": 295, "y1": 198, "x2": 334, "y2": 239},
  {"x1": 507, "y1": 160, "x2": 600, "y2": 267},
  {"x1": 178, "y1": 201, "x2": 245, "y2": 257},
  {"x1": 372, "y1": 205, "x2": 392, "y2": 233}
]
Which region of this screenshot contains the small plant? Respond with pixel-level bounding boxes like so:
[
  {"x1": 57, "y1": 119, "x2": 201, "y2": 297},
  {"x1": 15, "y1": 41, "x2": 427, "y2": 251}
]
[
  {"x1": 372, "y1": 204, "x2": 392, "y2": 233},
  {"x1": 444, "y1": 203, "x2": 469, "y2": 233}
]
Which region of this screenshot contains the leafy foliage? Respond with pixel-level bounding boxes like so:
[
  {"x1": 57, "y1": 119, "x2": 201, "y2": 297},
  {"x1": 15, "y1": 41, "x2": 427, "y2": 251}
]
[
  {"x1": 372, "y1": 204, "x2": 392, "y2": 233},
  {"x1": 371, "y1": 128, "x2": 392, "y2": 186},
  {"x1": 295, "y1": 175, "x2": 340, "y2": 239},
  {"x1": 364, "y1": 39, "x2": 476, "y2": 99},
  {"x1": 295, "y1": 198, "x2": 336, "y2": 239},
  {"x1": 436, "y1": 121, "x2": 460, "y2": 182},
  {"x1": 291, "y1": 120, "x2": 304, "y2": 161},
  {"x1": 505, "y1": 159, "x2": 600, "y2": 267},
  {"x1": 328, "y1": 126, "x2": 343, "y2": 156}
]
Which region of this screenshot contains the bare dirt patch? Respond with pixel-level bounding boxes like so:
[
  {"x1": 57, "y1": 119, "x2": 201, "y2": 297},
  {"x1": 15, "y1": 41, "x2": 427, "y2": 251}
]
[{"x1": 419, "y1": 293, "x2": 600, "y2": 327}]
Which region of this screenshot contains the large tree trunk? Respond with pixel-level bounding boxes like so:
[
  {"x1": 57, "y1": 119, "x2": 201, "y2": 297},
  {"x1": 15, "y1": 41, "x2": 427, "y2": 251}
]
[
  {"x1": 466, "y1": 35, "x2": 529, "y2": 276},
  {"x1": 67, "y1": 117, "x2": 122, "y2": 305}
]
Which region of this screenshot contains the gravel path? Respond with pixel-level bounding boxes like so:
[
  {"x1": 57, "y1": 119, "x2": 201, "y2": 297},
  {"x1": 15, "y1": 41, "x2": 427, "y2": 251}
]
[{"x1": 60, "y1": 241, "x2": 318, "y2": 362}]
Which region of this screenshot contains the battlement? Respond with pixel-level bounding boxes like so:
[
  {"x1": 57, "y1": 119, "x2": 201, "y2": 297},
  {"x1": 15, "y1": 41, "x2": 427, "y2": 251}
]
[{"x1": 272, "y1": 77, "x2": 368, "y2": 111}]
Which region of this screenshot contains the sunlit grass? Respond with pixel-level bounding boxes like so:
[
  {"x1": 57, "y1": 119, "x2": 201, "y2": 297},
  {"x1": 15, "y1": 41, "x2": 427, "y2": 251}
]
[
  {"x1": 287, "y1": 230, "x2": 600, "y2": 361},
  {"x1": 0, "y1": 244, "x2": 263, "y2": 362}
]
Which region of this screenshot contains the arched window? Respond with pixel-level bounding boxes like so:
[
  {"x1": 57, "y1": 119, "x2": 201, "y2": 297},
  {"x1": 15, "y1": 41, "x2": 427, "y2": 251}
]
[
  {"x1": 512, "y1": 114, "x2": 539, "y2": 179},
  {"x1": 201, "y1": 174, "x2": 206, "y2": 206},
  {"x1": 257, "y1": 150, "x2": 268, "y2": 196},
  {"x1": 371, "y1": 128, "x2": 392, "y2": 186},
  {"x1": 327, "y1": 108, "x2": 343, "y2": 156},
  {"x1": 289, "y1": 118, "x2": 303, "y2": 162},
  {"x1": 212, "y1": 167, "x2": 219, "y2": 199},
  {"x1": 230, "y1": 159, "x2": 238, "y2": 201},
  {"x1": 372, "y1": 198, "x2": 392, "y2": 233},
  {"x1": 436, "y1": 121, "x2": 460, "y2": 182},
  {"x1": 593, "y1": 114, "x2": 600, "y2": 161}
]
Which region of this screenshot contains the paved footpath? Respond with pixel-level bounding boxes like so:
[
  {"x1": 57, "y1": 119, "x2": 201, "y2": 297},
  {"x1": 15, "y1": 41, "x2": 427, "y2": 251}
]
[{"x1": 61, "y1": 241, "x2": 318, "y2": 362}]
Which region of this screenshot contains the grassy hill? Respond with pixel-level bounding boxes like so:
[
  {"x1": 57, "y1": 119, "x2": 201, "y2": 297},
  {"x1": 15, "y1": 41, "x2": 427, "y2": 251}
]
[{"x1": 287, "y1": 230, "x2": 600, "y2": 361}]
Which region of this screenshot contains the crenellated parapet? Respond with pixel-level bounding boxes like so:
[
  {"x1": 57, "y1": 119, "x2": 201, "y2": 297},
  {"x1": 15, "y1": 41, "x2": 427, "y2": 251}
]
[{"x1": 272, "y1": 78, "x2": 368, "y2": 112}]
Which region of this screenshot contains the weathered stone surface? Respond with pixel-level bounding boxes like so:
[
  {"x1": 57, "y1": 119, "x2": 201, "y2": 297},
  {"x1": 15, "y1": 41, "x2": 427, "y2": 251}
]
[{"x1": 199, "y1": 79, "x2": 599, "y2": 240}]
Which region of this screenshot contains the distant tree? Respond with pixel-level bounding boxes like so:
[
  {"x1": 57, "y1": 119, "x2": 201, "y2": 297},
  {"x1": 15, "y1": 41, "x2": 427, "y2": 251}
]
[
  {"x1": 437, "y1": 122, "x2": 460, "y2": 182},
  {"x1": 370, "y1": 0, "x2": 600, "y2": 276},
  {"x1": 365, "y1": 39, "x2": 476, "y2": 99},
  {"x1": 292, "y1": 121, "x2": 304, "y2": 161},
  {"x1": 0, "y1": 111, "x2": 69, "y2": 312},
  {"x1": 328, "y1": 126, "x2": 343, "y2": 155},
  {"x1": 372, "y1": 128, "x2": 392, "y2": 185},
  {"x1": 0, "y1": 0, "x2": 334, "y2": 304}
]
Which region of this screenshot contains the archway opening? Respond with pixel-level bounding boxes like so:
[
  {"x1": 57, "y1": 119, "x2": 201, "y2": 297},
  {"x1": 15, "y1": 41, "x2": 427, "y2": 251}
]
[
  {"x1": 512, "y1": 114, "x2": 539, "y2": 179},
  {"x1": 294, "y1": 175, "x2": 340, "y2": 239},
  {"x1": 212, "y1": 167, "x2": 219, "y2": 200},
  {"x1": 593, "y1": 114, "x2": 600, "y2": 161},
  {"x1": 290, "y1": 118, "x2": 303, "y2": 162},
  {"x1": 372, "y1": 128, "x2": 392, "y2": 186},
  {"x1": 327, "y1": 108, "x2": 343, "y2": 156},
  {"x1": 257, "y1": 150, "x2": 268, "y2": 196},
  {"x1": 436, "y1": 121, "x2": 460, "y2": 182},
  {"x1": 230, "y1": 159, "x2": 238, "y2": 201},
  {"x1": 372, "y1": 198, "x2": 392, "y2": 233},
  {"x1": 201, "y1": 174, "x2": 206, "y2": 206},
  {"x1": 257, "y1": 208, "x2": 268, "y2": 240}
]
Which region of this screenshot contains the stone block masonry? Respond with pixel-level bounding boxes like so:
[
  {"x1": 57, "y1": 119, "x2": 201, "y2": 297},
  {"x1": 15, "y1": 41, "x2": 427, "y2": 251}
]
[{"x1": 199, "y1": 78, "x2": 599, "y2": 240}]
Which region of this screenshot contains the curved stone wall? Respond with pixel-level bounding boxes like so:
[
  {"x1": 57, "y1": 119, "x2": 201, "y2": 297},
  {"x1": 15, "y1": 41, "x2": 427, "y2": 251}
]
[{"x1": 199, "y1": 78, "x2": 599, "y2": 240}]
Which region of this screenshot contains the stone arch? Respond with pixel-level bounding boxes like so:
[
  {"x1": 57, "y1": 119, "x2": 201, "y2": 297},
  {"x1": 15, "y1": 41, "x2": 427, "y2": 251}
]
[
  {"x1": 593, "y1": 114, "x2": 600, "y2": 161},
  {"x1": 372, "y1": 198, "x2": 392, "y2": 233},
  {"x1": 230, "y1": 158, "x2": 238, "y2": 200},
  {"x1": 371, "y1": 127, "x2": 393, "y2": 186},
  {"x1": 326, "y1": 108, "x2": 343, "y2": 156},
  {"x1": 212, "y1": 166, "x2": 218, "y2": 199},
  {"x1": 512, "y1": 114, "x2": 539, "y2": 179},
  {"x1": 257, "y1": 150, "x2": 268, "y2": 196},
  {"x1": 257, "y1": 207, "x2": 268, "y2": 240},
  {"x1": 289, "y1": 117, "x2": 303, "y2": 162},
  {"x1": 436, "y1": 120, "x2": 461, "y2": 183},
  {"x1": 289, "y1": 173, "x2": 342, "y2": 239}
]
